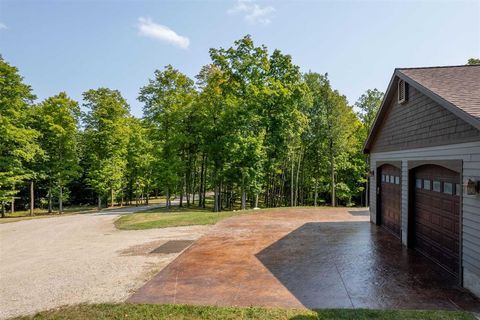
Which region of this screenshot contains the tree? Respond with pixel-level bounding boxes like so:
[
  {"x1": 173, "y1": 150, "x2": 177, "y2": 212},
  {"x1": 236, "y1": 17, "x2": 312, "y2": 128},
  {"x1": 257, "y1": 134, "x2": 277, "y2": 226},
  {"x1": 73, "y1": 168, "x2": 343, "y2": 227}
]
[
  {"x1": 139, "y1": 65, "x2": 196, "y2": 209},
  {"x1": 355, "y1": 88, "x2": 384, "y2": 206},
  {"x1": 0, "y1": 56, "x2": 42, "y2": 217},
  {"x1": 467, "y1": 58, "x2": 480, "y2": 65},
  {"x1": 125, "y1": 117, "x2": 154, "y2": 206},
  {"x1": 355, "y1": 89, "x2": 384, "y2": 134},
  {"x1": 33, "y1": 92, "x2": 81, "y2": 213},
  {"x1": 82, "y1": 88, "x2": 130, "y2": 208}
]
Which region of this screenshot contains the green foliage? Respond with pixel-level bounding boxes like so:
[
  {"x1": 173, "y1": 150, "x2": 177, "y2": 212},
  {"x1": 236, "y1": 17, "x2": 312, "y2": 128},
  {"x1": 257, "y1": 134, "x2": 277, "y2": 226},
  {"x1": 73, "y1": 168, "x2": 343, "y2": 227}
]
[
  {"x1": 467, "y1": 58, "x2": 480, "y2": 65},
  {"x1": 82, "y1": 88, "x2": 131, "y2": 205},
  {"x1": 32, "y1": 92, "x2": 81, "y2": 210},
  {"x1": 355, "y1": 88, "x2": 384, "y2": 134},
  {"x1": 139, "y1": 65, "x2": 197, "y2": 205},
  {"x1": 0, "y1": 56, "x2": 42, "y2": 210},
  {"x1": 2, "y1": 36, "x2": 381, "y2": 212}
]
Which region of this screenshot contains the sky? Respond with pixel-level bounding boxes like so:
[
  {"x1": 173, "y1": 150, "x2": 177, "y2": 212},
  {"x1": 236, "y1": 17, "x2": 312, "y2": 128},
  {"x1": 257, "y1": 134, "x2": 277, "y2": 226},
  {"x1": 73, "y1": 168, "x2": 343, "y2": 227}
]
[{"x1": 1, "y1": 0, "x2": 479, "y2": 117}]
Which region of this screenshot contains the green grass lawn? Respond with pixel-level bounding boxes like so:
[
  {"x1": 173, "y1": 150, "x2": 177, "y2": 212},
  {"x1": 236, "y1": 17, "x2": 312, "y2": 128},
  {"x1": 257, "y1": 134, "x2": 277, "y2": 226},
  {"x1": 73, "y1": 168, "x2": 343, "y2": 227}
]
[
  {"x1": 10, "y1": 304, "x2": 476, "y2": 320},
  {"x1": 115, "y1": 204, "x2": 257, "y2": 230}
]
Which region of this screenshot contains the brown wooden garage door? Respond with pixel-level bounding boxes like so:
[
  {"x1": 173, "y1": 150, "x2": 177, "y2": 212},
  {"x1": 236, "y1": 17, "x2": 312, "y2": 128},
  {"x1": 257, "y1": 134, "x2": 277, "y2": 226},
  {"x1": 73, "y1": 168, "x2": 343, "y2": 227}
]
[
  {"x1": 380, "y1": 164, "x2": 402, "y2": 238},
  {"x1": 413, "y1": 165, "x2": 460, "y2": 276}
]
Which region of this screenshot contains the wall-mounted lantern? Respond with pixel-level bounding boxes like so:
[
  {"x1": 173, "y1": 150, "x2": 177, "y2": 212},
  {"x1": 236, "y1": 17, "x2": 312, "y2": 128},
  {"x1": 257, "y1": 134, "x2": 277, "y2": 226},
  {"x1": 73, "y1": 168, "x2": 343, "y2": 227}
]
[
  {"x1": 369, "y1": 170, "x2": 375, "y2": 177},
  {"x1": 466, "y1": 179, "x2": 479, "y2": 195}
]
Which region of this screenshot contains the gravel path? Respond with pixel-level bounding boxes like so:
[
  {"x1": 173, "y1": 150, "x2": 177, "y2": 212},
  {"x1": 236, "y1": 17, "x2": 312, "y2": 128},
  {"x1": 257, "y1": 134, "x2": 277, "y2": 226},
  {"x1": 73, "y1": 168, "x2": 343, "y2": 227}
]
[{"x1": 0, "y1": 205, "x2": 210, "y2": 319}]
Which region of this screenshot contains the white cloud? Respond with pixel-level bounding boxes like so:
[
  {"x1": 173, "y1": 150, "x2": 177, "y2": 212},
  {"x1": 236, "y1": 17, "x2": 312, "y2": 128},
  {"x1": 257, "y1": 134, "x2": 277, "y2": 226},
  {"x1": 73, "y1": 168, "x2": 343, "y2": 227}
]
[
  {"x1": 137, "y1": 17, "x2": 189, "y2": 49},
  {"x1": 0, "y1": 23, "x2": 7, "y2": 30},
  {"x1": 228, "y1": 0, "x2": 275, "y2": 25}
]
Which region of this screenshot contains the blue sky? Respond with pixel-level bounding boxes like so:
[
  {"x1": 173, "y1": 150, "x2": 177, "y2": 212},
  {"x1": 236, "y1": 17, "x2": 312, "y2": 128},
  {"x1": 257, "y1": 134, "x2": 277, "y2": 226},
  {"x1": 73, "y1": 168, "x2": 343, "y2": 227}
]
[{"x1": 1, "y1": 0, "x2": 479, "y2": 117}]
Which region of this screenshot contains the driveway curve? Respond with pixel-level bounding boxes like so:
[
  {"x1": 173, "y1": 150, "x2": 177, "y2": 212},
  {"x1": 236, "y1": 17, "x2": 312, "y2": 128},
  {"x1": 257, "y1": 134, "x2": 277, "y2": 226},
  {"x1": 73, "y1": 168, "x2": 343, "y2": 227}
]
[{"x1": 0, "y1": 205, "x2": 210, "y2": 319}]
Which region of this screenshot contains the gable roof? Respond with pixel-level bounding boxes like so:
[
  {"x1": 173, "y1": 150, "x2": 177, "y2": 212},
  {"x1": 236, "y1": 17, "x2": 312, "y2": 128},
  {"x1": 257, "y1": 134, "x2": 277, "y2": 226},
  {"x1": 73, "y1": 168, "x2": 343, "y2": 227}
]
[{"x1": 364, "y1": 65, "x2": 480, "y2": 153}]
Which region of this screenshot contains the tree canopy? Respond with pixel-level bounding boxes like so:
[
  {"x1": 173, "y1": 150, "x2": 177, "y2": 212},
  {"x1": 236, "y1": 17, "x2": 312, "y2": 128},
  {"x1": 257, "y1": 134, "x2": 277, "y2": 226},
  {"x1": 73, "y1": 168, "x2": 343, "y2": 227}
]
[{"x1": 0, "y1": 36, "x2": 382, "y2": 215}]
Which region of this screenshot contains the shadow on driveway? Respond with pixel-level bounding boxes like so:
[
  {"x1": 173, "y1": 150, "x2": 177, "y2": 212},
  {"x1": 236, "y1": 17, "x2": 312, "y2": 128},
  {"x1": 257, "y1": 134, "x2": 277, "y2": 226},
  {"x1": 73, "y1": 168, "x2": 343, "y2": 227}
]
[{"x1": 255, "y1": 222, "x2": 480, "y2": 311}]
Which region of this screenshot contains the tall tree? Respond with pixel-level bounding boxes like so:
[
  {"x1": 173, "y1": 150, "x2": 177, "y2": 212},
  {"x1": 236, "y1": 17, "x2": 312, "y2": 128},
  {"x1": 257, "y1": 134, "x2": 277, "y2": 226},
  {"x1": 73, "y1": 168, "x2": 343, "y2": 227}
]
[
  {"x1": 139, "y1": 65, "x2": 196, "y2": 208},
  {"x1": 82, "y1": 88, "x2": 130, "y2": 208},
  {"x1": 355, "y1": 88, "x2": 384, "y2": 134},
  {"x1": 125, "y1": 117, "x2": 154, "y2": 206},
  {"x1": 33, "y1": 92, "x2": 81, "y2": 213},
  {"x1": 0, "y1": 57, "x2": 42, "y2": 217},
  {"x1": 355, "y1": 88, "x2": 384, "y2": 206}
]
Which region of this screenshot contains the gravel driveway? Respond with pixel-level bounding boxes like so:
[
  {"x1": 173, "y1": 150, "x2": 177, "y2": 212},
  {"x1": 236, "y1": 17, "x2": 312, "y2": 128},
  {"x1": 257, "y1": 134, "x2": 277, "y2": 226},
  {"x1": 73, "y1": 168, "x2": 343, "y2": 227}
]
[{"x1": 0, "y1": 205, "x2": 210, "y2": 319}]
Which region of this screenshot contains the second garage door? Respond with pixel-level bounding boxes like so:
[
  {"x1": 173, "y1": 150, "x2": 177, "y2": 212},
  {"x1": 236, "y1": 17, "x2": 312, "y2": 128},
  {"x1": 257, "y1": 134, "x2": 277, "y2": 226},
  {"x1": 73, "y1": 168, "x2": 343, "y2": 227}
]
[{"x1": 413, "y1": 165, "x2": 461, "y2": 276}]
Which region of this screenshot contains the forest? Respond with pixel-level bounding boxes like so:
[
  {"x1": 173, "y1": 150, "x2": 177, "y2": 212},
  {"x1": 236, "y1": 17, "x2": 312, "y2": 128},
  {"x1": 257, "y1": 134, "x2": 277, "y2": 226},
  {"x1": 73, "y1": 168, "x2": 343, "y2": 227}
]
[{"x1": 0, "y1": 35, "x2": 384, "y2": 216}]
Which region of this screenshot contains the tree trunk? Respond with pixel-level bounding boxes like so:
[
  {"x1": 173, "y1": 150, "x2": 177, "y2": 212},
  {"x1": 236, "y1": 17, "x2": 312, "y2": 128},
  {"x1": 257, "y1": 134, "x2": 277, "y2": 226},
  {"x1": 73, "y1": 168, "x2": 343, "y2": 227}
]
[
  {"x1": 241, "y1": 173, "x2": 246, "y2": 210},
  {"x1": 30, "y1": 180, "x2": 34, "y2": 216},
  {"x1": 48, "y1": 187, "x2": 53, "y2": 213},
  {"x1": 214, "y1": 184, "x2": 219, "y2": 212},
  {"x1": 204, "y1": 157, "x2": 209, "y2": 208},
  {"x1": 166, "y1": 188, "x2": 170, "y2": 209},
  {"x1": 290, "y1": 157, "x2": 294, "y2": 207},
  {"x1": 179, "y1": 179, "x2": 184, "y2": 208},
  {"x1": 59, "y1": 185, "x2": 63, "y2": 214},
  {"x1": 98, "y1": 194, "x2": 102, "y2": 210},
  {"x1": 254, "y1": 193, "x2": 259, "y2": 209},
  {"x1": 192, "y1": 163, "x2": 197, "y2": 206},
  {"x1": 295, "y1": 153, "x2": 301, "y2": 206},
  {"x1": 110, "y1": 188, "x2": 114, "y2": 207},
  {"x1": 199, "y1": 153, "x2": 205, "y2": 207},
  {"x1": 314, "y1": 182, "x2": 318, "y2": 207},
  {"x1": 330, "y1": 141, "x2": 336, "y2": 207},
  {"x1": 1, "y1": 202, "x2": 5, "y2": 218}
]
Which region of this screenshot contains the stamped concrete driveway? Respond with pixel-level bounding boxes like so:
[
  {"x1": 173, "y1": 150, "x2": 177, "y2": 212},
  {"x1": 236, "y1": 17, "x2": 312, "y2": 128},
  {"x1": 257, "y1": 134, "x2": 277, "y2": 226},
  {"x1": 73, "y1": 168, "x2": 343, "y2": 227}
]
[
  {"x1": 129, "y1": 207, "x2": 480, "y2": 312},
  {"x1": 0, "y1": 205, "x2": 210, "y2": 319}
]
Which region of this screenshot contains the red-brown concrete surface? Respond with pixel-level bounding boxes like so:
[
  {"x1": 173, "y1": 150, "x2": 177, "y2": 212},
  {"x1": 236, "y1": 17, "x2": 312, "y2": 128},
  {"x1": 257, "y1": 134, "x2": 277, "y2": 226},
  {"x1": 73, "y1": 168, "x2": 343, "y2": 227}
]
[{"x1": 128, "y1": 207, "x2": 480, "y2": 311}]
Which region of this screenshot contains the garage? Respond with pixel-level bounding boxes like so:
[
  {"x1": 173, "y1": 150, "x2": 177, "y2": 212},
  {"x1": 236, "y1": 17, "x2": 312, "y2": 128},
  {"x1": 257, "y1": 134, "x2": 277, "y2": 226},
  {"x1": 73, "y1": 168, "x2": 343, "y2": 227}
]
[
  {"x1": 412, "y1": 165, "x2": 461, "y2": 276},
  {"x1": 379, "y1": 164, "x2": 401, "y2": 238},
  {"x1": 364, "y1": 65, "x2": 480, "y2": 297}
]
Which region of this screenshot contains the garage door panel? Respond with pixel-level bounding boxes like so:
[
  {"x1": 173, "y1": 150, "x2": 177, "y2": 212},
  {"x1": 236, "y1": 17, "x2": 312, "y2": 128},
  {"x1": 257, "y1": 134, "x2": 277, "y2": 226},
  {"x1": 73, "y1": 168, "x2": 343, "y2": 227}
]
[
  {"x1": 380, "y1": 165, "x2": 401, "y2": 238},
  {"x1": 413, "y1": 164, "x2": 460, "y2": 277}
]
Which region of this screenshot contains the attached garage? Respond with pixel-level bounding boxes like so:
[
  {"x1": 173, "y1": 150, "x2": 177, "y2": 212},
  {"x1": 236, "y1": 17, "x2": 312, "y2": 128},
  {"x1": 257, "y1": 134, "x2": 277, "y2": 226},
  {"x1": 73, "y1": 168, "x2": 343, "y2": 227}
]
[{"x1": 364, "y1": 65, "x2": 480, "y2": 297}]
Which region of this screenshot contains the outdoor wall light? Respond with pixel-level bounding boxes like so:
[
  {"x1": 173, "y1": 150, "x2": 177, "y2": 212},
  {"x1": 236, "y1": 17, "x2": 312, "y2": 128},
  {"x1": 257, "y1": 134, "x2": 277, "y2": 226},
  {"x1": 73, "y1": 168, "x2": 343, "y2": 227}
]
[{"x1": 466, "y1": 179, "x2": 479, "y2": 195}]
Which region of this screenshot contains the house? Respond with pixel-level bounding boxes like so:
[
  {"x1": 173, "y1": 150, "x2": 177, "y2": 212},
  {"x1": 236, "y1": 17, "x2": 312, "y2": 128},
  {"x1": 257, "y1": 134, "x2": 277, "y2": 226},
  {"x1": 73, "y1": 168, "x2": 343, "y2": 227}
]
[{"x1": 364, "y1": 65, "x2": 480, "y2": 297}]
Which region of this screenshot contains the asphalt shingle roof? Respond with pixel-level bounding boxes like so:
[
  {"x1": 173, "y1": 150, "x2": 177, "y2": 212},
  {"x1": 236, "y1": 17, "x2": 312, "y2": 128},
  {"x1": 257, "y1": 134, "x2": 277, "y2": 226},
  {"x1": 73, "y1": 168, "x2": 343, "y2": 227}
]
[{"x1": 398, "y1": 65, "x2": 480, "y2": 122}]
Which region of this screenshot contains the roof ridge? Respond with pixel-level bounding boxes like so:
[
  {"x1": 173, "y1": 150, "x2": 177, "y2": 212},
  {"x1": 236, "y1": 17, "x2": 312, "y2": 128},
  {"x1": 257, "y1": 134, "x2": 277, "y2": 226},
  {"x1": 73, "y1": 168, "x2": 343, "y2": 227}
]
[{"x1": 396, "y1": 64, "x2": 480, "y2": 71}]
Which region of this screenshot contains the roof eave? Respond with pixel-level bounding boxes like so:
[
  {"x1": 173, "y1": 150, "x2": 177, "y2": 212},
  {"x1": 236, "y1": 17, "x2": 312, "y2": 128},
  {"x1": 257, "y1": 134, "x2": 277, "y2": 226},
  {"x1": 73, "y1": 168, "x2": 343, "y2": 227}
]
[
  {"x1": 363, "y1": 69, "x2": 480, "y2": 154},
  {"x1": 363, "y1": 70, "x2": 398, "y2": 154}
]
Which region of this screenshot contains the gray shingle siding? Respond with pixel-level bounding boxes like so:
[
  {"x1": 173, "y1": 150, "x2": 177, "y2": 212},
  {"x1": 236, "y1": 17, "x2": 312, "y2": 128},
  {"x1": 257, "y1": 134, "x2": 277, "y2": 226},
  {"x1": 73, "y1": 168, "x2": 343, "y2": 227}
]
[{"x1": 370, "y1": 85, "x2": 480, "y2": 153}]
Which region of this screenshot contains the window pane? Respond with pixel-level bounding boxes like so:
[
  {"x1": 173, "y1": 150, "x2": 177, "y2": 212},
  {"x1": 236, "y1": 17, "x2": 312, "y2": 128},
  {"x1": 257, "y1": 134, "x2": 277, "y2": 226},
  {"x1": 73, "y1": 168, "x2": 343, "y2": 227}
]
[
  {"x1": 456, "y1": 184, "x2": 461, "y2": 196},
  {"x1": 443, "y1": 182, "x2": 453, "y2": 195},
  {"x1": 433, "y1": 181, "x2": 441, "y2": 192},
  {"x1": 395, "y1": 176, "x2": 400, "y2": 185},
  {"x1": 382, "y1": 175, "x2": 386, "y2": 182},
  {"x1": 424, "y1": 180, "x2": 431, "y2": 190},
  {"x1": 416, "y1": 179, "x2": 422, "y2": 189},
  {"x1": 390, "y1": 176, "x2": 395, "y2": 184}
]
